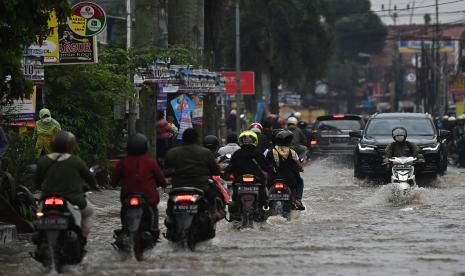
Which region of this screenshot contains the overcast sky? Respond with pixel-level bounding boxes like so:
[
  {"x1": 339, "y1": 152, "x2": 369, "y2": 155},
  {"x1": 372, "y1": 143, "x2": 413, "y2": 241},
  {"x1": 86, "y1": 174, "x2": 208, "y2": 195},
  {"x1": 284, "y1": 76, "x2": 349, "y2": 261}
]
[{"x1": 370, "y1": 0, "x2": 465, "y2": 25}]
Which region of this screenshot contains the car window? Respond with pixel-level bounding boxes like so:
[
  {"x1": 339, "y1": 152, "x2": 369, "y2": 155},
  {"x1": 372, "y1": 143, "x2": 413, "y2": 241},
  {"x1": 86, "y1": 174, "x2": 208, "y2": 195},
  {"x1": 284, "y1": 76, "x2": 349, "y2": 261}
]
[
  {"x1": 315, "y1": 120, "x2": 362, "y2": 131},
  {"x1": 365, "y1": 118, "x2": 435, "y2": 136}
]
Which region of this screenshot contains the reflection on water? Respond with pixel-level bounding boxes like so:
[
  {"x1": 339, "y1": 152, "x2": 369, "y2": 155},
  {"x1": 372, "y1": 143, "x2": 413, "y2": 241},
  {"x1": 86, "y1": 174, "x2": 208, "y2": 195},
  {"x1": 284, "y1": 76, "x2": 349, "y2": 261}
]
[{"x1": 2, "y1": 161, "x2": 465, "y2": 275}]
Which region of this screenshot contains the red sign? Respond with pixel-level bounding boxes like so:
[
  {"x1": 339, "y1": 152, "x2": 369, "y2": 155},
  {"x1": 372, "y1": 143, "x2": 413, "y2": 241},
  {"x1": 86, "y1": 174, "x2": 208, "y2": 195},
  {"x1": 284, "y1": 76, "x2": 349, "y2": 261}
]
[{"x1": 219, "y1": 71, "x2": 255, "y2": 95}]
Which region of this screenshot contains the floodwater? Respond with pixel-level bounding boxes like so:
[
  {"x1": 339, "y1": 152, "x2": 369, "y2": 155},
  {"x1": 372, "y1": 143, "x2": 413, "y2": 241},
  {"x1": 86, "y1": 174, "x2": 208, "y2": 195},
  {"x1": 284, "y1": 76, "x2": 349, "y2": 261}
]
[{"x1": 2, "y1": 158, "x2": 465, "y2": 275}]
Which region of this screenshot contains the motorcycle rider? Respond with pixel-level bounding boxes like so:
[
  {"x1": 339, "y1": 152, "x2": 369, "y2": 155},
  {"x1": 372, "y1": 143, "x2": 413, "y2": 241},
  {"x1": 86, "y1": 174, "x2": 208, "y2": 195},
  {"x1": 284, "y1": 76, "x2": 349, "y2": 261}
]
[
  {"x1": 218, "y1": 133, "x2": 241, "y2": 156},
  {"x1": 454, "y1": 115, "x2": 465, "y2": 166},
  {"x1": 111, "y1": 133, "x2": 167, "y2": 240},
  {"x1": 165, "y1": 128, "x2": 225, "y2": 221},
  {"x1": 228, "y1": 131, "x2": 272, "y2": 217},
  {"x1": 249, "y1": 122, "x2": 270, "y2": 154},
  {"x1": 203, "y1": 135, "x2": 220, "y2": 158},
  {"x1": 36, "y1": 131, "x2": 98, "y2": 238},
  {"x1": 266, "y1": 130, "x2": 305, "y2": 210},
  {"x1": 286, "y1": 117, "x2": 308, "y2": 157},
  {"x1": 383, "y1": 127, "x2": 425, "y2": 164}
]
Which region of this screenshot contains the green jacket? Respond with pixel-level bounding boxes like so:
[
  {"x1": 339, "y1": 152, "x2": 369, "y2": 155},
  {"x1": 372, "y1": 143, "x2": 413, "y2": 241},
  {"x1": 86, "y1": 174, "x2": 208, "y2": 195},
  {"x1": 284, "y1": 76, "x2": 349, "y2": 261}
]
[
  {"x1": 36, "y1": 153, "x2": 97, "y2": 209},
  {"x1": 34, "y1": 109, "x2": 61, "y2": 158},
  {"x1": 383, "y1": 141, "x2": 424, "y2": 160}
]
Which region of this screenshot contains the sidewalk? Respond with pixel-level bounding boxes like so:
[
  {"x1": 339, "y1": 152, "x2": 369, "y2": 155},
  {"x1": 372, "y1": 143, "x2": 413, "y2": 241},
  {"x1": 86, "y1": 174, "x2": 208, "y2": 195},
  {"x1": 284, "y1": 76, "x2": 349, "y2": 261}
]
[{"x1": 0, "y1": 223, "x2": 17, "y2": 246}]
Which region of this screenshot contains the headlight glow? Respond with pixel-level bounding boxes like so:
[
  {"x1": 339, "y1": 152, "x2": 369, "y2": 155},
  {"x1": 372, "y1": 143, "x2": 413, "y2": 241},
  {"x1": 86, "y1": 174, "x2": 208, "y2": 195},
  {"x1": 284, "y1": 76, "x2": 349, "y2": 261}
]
[
  {"x1": 358, "y1": 144, "x2": 375, "y2": 151},
  {"x1": 422, "y1": 143, "x2": 440, "y2": 151}
]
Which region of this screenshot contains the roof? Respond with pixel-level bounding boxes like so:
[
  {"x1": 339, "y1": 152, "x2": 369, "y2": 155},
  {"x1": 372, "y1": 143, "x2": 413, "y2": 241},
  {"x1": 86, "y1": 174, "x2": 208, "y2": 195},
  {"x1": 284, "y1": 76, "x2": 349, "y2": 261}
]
[{"x1": 371, "y1": 112, "x2": 431, "y2": 119}]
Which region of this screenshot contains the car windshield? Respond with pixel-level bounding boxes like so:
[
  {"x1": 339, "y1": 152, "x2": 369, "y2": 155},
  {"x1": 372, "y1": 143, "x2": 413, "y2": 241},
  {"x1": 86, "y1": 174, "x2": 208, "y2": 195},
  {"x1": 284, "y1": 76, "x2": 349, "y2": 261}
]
[
  {"x1": 315, "y1": 119, "x2": 362, "y2": 131},
  {"x1": 365, "y1": 118, "x2": 435, "y2": 137}
]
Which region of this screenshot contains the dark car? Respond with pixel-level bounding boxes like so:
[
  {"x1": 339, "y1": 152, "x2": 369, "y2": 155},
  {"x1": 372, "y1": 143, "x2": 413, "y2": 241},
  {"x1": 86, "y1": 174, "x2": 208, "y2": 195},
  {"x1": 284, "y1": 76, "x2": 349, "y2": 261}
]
[
  {"x1": 309, "y1": 114, "x2": 364, "y2": 156},
  {"x1": 351, "y1": 113, "x2": 449, "y2": 179}
]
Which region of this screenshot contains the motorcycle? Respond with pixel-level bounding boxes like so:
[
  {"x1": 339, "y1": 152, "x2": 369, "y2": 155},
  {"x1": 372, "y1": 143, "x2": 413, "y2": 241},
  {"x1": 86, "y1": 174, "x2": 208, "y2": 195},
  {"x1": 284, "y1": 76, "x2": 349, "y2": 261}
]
[
  {"x1": 217, "y1": 153, "x2": 232, "y2": 180},
  {"x1": 31, "y1": 196, "x2": 86, "y2": 273},
  {"x1": 112, "y1": 193, "x2": 156, "y2": 261},
  {"x1": 387, "y1": 157, "x2": 418, "y2": 198},
  {"x1": 165, "y1": 187, "x2": 216, "y2": 251},
  {"x1": 268, "y1": 179, "x2": 293, "y2": 219},
  {"x1": 232, "y1": 174, "x2": 267, "y2": 229}
]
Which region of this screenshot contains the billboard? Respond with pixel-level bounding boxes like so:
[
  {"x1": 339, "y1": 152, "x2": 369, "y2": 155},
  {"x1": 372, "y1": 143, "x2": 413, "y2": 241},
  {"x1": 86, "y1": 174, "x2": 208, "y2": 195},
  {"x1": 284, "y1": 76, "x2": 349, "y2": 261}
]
[
  {"x1": 219, "y1": 71, "x2": 255, "y2": 95},
  {"x1": 398, "y1": 39, "x2": 454, "y2": 53}
]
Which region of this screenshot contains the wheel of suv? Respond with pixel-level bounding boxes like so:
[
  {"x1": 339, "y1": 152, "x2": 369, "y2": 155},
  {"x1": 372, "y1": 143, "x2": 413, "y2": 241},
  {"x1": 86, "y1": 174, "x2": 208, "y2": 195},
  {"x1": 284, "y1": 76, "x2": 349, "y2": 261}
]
[{"x1": 353, "y1": 157, "x2": 366, "y2": 179}]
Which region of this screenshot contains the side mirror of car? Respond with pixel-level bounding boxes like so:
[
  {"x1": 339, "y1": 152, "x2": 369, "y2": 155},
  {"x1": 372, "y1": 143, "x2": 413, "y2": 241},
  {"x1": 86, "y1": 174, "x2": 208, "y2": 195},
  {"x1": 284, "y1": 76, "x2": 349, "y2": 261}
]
[
  {"x1": 349, "y1": 130, "x2": 362, "y2": 138},
  {"x1": 439, "y1": 129, "x2": 451, "y2": 139}
]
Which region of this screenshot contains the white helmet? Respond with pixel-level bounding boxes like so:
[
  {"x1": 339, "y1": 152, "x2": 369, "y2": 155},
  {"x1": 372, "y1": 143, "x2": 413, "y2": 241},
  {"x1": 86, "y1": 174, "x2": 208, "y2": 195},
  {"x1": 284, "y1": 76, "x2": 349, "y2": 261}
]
[
  {"x1": 448, "y1": 116, "x2": 456, "y2": 122},
  {"x1": 294, "y1": 112, "x2": 302, "y2": 119},
  {"x1": 287, "y1": 117, "x2": 298, "y2": 125}
]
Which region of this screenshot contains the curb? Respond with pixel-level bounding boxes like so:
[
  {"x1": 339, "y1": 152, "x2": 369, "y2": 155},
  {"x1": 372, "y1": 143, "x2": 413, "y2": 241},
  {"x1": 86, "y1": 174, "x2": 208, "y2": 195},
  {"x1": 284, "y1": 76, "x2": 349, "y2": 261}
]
[{"x1": 0, "y1": 223, "x2": 17, "y2": 246}]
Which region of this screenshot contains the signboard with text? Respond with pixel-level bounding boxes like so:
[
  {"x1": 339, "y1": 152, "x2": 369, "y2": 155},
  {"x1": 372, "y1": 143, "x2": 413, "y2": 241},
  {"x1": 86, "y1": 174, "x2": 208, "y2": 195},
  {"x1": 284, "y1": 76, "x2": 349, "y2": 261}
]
[
  {"x1": 398, "y1": 39, "x2": 454, "y2": 53},
  {"x1": 219, "y1": 71, "x2": 255, "y2": 95}
]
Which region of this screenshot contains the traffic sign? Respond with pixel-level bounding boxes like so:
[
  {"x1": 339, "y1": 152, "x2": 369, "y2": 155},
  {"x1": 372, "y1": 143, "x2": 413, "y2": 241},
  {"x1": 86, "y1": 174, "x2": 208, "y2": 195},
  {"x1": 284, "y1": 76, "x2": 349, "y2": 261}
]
[{"x1": 68, "y1": 2, "x2": 106, "y2": 37}]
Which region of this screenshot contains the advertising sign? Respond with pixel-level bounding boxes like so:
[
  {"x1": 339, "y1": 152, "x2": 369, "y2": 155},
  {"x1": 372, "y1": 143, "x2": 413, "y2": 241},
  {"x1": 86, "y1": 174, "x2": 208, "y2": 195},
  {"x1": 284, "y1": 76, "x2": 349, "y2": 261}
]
[
  {"x1": 2, "y1": 86, "x2": 37, "y2": 124},
  {"x1": 191, "y1": 95, "x2": 204, "y2": 125},
  {"x1": 57, "y1": 23, "x2": 97, "y2": 64},
  {"x1": 22, "y1": 56, "x2": 44, "y2": 84},
  {"x1": 68, "y1": 2, "x2": 107, "y2": 37},
  {"x1": 398, "y1": 39, "x2": 454, "y2": 53},
  {"x1": 177, "y1": 110, "x2": 193, "y2": 140},
  {"x1": 219, "y1": 71, "x2": 255, "y2": 95},
  {"x1": 170, "y1": 94, "x2": 196, "y2": 123},
  {"x1": 449, "y1": 76, "x2": 465, "y2": 95}
]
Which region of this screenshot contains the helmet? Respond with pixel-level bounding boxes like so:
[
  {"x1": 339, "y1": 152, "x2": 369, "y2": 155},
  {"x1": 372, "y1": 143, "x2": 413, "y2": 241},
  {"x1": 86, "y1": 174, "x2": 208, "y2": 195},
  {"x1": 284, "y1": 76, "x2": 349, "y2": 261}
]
[
  {"x1": 448, "y1": 116, "x2": 457, "y2": 122},
  {"x1": 392, "y1": 127, "x2": 407, "y2": 143},
  {"x1": 52, "y1": 131, "x2": 76, "y2": 153},
  {"x1": 250, "y1": 127, "x2": 262, "y2": 134},
  {"x1": 294, "y1": 112, "x2": 302, "y2": 119},
  {"x1": 275, "y1": 130, "x2": 294, "y2": 146},
  {"x1": 442, "y1": 115, "x2": 449, "y2": 120},
  {"x1": 203, "y1": 135, "x2": 219, "y2": 153},
  {"x1": 458, "y1": 114, "x2": 465, "y2": 120},
  {"x1": 271, "y1": 128, "x2": 284, "y2": 145},
  {"x1": 127, "y1": 133, "x2": 148, "y2": 155},
  {"x1": 238, "y1": 131, "x2": 258, "y2": 147},
  {"x1": 249, "y1": 123, "x2": 263, "y2": 131},
  {"x1": 287, "y1": 117, "x2": 298, "y2": 125}
]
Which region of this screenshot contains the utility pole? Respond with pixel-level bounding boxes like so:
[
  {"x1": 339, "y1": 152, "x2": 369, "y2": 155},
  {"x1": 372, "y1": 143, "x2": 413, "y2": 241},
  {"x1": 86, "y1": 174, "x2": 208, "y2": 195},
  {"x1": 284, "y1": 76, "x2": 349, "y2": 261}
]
[
  {"x1": 235, "y1": 0, "x2": 242, "y2": 132},
  {"x1": 126, "y1": 0, "x2": 138, "y2": 137},
  {"x1": 434, "y1": 0, "x2": 441, "y2": 115}
]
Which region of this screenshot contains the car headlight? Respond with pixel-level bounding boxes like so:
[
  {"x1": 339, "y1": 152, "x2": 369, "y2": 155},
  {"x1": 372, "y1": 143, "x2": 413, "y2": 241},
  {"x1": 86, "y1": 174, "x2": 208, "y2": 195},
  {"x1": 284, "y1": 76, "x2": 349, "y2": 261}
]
[
  {"x1": 422, "y1": 143, "x2": 440, "y2": 152},
  {"x1": 358, "y1": 144, "x2": 376, "y2": 152}
]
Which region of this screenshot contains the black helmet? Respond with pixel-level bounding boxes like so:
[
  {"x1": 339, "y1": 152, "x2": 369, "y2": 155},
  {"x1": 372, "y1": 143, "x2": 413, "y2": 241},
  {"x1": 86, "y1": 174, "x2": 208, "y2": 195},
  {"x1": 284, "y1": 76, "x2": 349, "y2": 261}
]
[
  {"x1": 127, "y1": 133, "x2": 148, "y2": 155},
  {"x1": 271, "y1": 128, "x2": 284, "y2": 145},
  {"x1": 203, "y1": 135, "x2": 219, "y2": 153},
  {"x1": 52, "y1": 131, "x2": 76, "y2": 153},
  {"x1": 275, "y1": 130, "x2": 294, "y2": 146}
]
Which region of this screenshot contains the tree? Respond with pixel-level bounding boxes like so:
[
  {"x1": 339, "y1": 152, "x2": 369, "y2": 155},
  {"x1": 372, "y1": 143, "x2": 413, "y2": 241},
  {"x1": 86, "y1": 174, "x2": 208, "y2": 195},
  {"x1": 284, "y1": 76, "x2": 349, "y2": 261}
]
[
  {"x1": 222, "y1": 0, "x2": 333, "y2": 113},
  {"x1": 0, "y1": 0, "x2": 70, "y2": 102}
]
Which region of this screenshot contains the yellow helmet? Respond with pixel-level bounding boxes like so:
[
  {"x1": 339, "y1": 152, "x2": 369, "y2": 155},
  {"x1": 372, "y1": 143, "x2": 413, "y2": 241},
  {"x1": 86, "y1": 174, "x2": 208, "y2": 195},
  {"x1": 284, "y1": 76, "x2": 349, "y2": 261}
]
[{"x1": 238, "y1": 131, "x2": 258, "y2": 147}]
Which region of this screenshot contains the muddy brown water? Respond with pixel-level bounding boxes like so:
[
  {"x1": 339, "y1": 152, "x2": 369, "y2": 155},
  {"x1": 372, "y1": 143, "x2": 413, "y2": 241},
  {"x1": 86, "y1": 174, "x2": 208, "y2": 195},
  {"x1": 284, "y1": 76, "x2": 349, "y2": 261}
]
[{"x1": 2, "y1": 158, "x2": 465, "y2": 275}]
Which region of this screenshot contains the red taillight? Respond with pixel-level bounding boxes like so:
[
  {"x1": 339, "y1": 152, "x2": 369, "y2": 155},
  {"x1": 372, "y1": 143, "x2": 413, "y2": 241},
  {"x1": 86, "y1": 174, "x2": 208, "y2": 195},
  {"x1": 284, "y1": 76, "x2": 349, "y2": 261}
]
[
  {"x1": 44, "y1": 197, "x2": 64, "y2": 206},
  {"x1": 310, "y1": 139, "x2": 318, "y2": 145},
  {"x1": 175, "y1": 194, "x2": 195, "y2": 203},
  {"x1": 275, "y1": 183, "x2": 285, "y2": 189},
  {"x1": 242, "y1": 176, "x2": 255, "y2": 183},
  {"x1": 229, "y1": 174, "x2": 235, "y2": 180},
  {"x1": 333, "y1": 114, "x2": 345, "y2": 119},
  {"x1": 129, "y1": 197, "x2": 140, "y2": 206}
]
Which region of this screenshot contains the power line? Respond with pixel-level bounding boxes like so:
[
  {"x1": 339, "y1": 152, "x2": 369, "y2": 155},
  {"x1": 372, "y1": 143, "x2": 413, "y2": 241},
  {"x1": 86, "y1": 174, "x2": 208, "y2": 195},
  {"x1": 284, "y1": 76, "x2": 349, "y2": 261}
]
[
  {"x1": 378, "y1": 10, "x2": 465, "y2": 17},
  {"x1": 372, "y1": 0, "x2": 465, "y2": 13}
]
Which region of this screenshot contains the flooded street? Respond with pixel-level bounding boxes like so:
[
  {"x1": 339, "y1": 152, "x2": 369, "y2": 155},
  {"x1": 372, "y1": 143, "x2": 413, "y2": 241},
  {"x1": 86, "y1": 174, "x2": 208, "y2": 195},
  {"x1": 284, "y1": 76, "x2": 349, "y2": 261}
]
[{"x1": 2, "y1": 159, "x2": 465, "y2": 275}]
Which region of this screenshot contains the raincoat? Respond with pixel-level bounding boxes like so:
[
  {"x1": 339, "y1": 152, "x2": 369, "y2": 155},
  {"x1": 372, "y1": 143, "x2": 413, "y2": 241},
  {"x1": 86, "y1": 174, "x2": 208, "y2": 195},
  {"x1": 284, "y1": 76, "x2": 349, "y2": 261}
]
[{"x1": 34, "y1": 109, "x2": 61, "y2": 158}]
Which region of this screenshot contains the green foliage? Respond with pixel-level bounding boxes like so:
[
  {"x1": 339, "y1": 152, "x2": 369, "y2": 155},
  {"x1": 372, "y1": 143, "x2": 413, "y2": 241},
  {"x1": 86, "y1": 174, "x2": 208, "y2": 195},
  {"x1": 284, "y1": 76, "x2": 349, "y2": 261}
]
[
  {"x1": 3, "y1": 130, "x2": 36, "y2": 188},
  {"x1": 0, "y1": 0, "x2": 71, "y2": 102},
  {"x1": 44, "y1": 62, "x2": 131, "y2": 165}
]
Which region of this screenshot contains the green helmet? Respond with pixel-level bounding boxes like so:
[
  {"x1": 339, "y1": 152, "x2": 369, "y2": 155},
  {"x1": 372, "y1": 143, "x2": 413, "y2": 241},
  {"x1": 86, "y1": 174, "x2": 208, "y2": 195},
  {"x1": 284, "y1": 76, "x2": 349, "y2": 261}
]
[{"x1": 238, "y1": 131, "x2": 258, "y2": 147}]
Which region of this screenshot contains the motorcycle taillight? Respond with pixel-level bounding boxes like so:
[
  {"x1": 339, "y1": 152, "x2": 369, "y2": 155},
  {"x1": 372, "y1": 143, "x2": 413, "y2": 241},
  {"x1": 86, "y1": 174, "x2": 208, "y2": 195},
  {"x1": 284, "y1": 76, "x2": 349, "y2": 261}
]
[
  {"x1": 242, "y1": 176, "x2": 255, "y2": 183},
  {"x1": 44, "y1": 197, "x2": 64, "y2": 206},
  {"x1": 129, "y1": 197, "x2": 140, "y2": 206},
  {"x1": 275, "y1": 183, "x2": 285, "y2": 189},
  {"x1": 175, "y1": 194, "x2": 197, "y2": 203}
]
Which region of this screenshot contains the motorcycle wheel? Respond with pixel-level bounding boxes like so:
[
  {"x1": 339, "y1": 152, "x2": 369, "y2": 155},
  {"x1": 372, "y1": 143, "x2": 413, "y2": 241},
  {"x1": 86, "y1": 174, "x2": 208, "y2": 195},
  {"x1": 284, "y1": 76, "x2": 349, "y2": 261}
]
[
  {"x1": 187, "y1": 228, "x2": 196, "y2": 251},
  {"x1": 131, "y1": 232, "x2": 144, "y2": 261}
]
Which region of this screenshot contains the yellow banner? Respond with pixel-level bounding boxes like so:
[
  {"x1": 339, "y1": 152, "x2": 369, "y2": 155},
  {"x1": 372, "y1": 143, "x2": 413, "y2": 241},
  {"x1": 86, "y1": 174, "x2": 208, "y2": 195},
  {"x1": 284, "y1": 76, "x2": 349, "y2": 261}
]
[{"x1": 44, "y1": 11, "x2": 59, "y2": 63}]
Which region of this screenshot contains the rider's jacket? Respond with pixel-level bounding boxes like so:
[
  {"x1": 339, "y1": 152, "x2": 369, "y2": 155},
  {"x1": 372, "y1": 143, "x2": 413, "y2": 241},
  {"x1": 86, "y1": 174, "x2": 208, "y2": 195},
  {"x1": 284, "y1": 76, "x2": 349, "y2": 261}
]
[
  {"x1": 384, "y1": 141, "x2": 424, "y2": 160},
  {"x1": 266, "y1": 146, "x2": 302, "y2": 187},
  {"x1": 165, "y1": 144, "x2": 220, "y2": 190},
  {"x1": 36, "y1": 153, "x2": 97, "y2": 209},
  {"x1": 111, "y1": 155, "x2": 167, "y2": 205},
  {"x1": 228, "y1": 146, "x2": 271, "y2": 181}
]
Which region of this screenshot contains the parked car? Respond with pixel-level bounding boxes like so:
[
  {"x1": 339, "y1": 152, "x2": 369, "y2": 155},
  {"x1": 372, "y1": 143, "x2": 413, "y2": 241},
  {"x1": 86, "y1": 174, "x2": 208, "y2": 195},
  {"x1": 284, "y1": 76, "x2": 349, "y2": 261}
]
[
  {"x1": 309, "y1": 114, "x2": 364, "y2": 156},
  {"x1": 351, "y1": 113, "x2": 449, "y2": 179}
]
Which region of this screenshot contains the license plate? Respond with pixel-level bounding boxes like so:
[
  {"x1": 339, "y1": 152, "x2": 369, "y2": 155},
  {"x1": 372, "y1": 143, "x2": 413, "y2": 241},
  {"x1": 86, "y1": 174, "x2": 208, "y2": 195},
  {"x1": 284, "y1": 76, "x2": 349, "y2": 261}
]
[
  {"x1": 35, "y1": 217, "x2": 68, "y2": 230},
  {"x1": 173, "y1": 204, "x2": 198, "y2": 214},
  {"x1": 237, "y1": 186, "x2": 259, "y2": 194},
  {"x1": 269, "y1": 193, "x2": 290, "y2": 201},
  {"x1": 331, "y1": 137, "x2": 348, "y2": 143}
]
